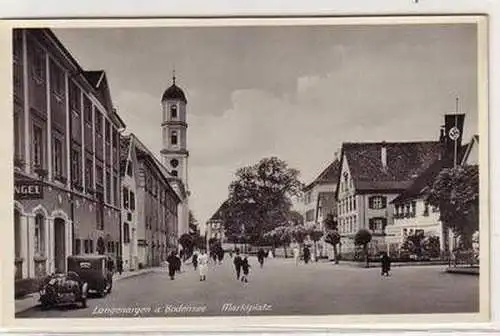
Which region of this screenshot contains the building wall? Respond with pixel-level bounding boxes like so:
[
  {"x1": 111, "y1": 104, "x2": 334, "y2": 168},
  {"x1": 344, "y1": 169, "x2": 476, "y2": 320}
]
[
  {"x1": 13, "y1": 29, "x2": 123, "y2": 280},
  {"x1": 387, "y1": 198, "x2": 443, "y2": 248},
  {"x1": 135, "y1": 155, "x2": 179, "y2": 268}
]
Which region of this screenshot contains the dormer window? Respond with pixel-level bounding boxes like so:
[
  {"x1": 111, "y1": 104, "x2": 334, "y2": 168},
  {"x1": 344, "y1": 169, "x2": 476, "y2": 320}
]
[{"x1": 171, "y1": 105, "x2": 177, "y2": 119}]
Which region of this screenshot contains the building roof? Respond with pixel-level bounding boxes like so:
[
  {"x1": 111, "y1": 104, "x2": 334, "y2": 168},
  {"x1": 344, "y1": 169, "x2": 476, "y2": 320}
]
[
  {"x1": 460, "y1": 134, "x2": 479, "y2": 166},
  {"x1": 392, "y1": 136, "x2": 474, "y2": 204},
  {"x1": 391, "y1": 158, "x2": 445, "y2": 204},
  {"x1": 304, "y1": 159, "x2": 341, "y2": 191},
  {"x1": 340, "y1": 141, "x2": 442, "y2": 194},
  {"x1": 208, "y1": 199, "x2": 230, "y2": 222},
  {"x1": 161, "y1": 76, "x2": 187, "y2": 103}
]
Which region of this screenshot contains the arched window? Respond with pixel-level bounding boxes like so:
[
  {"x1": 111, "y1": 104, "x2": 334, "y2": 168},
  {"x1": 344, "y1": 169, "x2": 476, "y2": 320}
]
[
  {"x1": 170, "y1": 105, "x2": 177, "y2": 119},
  {"x1": 170, "y1": 131, "x2": 178, "y2": 145},
  {"x1": 34, "y1": 214, "x2": 45, "y2": 256}
]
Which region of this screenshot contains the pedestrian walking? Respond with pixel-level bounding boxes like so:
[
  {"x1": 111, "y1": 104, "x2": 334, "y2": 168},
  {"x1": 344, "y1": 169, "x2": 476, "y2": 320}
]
[
  {"x1": 241, "y1": 255, "x2": 251, "y2": 283},
  {"x1": 217, "y1": 247, "x2": 225, "y2": 265},
  {"x1": 381, "y1": 252, "x2": 391, "y2": 277},
  {"x1": 167, "y1": 251, "x2": 180, "y2": 280},
  {"x1": 198, "y1": 250, "x2": 209, "y2": 281},
  {"x1": 117, "y1": 257, "x2": 123, "y2": 275},
  {"x1": 192, "y1": 251, "x2": 199, "y2": 270},
  {"x1": 268, "y1": 249, "x2": 274, "y2": 259},
  {"x1": 233, "y1": 249, "x2": 243, "y2": 280},
  {"x1": 257, "y1": 248, "x2": 266, "y2": 268},
  {"x1": 303, "y1": 246, "x2": 311, "y2": 264},
  {"x1": 293, "y1": 246, "x2": 300, "y2": 266}
]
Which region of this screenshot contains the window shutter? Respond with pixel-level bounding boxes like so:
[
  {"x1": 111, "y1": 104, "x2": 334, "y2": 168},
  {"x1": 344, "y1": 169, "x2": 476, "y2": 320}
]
[
  {"x1": 381, "y1": 197, "x2": 387, "y2": 208},
  {"x1": 368, "y1": 197, "x2": 373, "y2": 209}
]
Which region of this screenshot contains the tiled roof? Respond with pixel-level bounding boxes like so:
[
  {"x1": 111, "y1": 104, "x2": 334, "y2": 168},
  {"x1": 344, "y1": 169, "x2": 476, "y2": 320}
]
[
  {"x1": 209, "y1": 200, "x2": 230, "y2": 222},
  {"x1": 391, "y1": 158, "x2": 445, "y2": 203},
  {"x1": 304, "y1": 159, "x2": 341, "y2": 191},
  {"x1": 343, "y1": 141, "x2": 442, "y2": 193}
]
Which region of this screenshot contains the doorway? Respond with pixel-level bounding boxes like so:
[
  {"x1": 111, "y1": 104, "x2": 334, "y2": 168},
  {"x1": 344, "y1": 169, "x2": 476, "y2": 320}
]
[{"x1": 54, "y1": 218, "x2": 66, "y2": 273}]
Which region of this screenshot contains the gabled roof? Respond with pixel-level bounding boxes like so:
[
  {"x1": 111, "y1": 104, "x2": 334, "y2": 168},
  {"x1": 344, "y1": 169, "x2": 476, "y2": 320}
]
[
  {"x1": 304, "y1": 159, "x2": 341, "y2": 191},
  {"x1": 391, "y1": 158, "x2": 445, "y2": 204},
  {"x1": 339, "y1": 141, "x2": 442, "y2": 194},
  {"x1": 83, "y1": 70, "x2": 114, "y2": 113},
  {"x1": 460, "y1": 135, "x2": 479, "y2": 166},
  {"x1": 208, "y1": 199, "x2": 230, "y2": 222}
]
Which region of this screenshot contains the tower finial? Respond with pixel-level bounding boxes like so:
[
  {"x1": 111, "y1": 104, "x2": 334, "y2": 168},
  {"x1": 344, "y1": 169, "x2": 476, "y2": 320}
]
[{"x1": 172, "y1": 68, "x2": 176, "y2": 85}]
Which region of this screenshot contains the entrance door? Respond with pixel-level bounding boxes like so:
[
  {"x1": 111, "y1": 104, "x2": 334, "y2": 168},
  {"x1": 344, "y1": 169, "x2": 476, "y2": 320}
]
[{"x1": 54, "y1": 218, "x2": 66, "y2": 273}]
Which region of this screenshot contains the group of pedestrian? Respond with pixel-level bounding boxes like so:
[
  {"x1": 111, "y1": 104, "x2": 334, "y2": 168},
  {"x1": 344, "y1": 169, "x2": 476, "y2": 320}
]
[
  {"x1": 293, "y1": 245, "x2": 312, "y2": 265},
  {"x1": 233, "y1": 249, "x2": 251, "y2": 282}
]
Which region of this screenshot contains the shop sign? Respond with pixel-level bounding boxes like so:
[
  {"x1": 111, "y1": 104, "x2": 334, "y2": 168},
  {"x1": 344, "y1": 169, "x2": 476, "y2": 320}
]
[{"x1": 14, "y1": 180, "x2": 43, "y2": 200}]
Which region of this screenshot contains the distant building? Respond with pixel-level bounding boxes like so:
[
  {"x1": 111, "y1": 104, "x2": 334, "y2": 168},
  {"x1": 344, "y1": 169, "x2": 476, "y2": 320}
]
[
  {"x1": 335, "y1": 141, "x2": 442, "y2": 254},
  {"x1": 160, "y1": 75, "x2": 190, "y2": 244},
  {"x1": 121, "y1": 134, "x2": 181, "y2": 269},
  {"x1": 13, "y1": 29, "x2": 125, "y2": 280},
  {"x1": 302, "y1": 158, "x2": 340, "y2": 258},
  {"x1": 206, "y1": 200, "x2": 229, "y2": 242},
  {"x1": 389, "y1": 124, "x2": 474, "y2": 255}
]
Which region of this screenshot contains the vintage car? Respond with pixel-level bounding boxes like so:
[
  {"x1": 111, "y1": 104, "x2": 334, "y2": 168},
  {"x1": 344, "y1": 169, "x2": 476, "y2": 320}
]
[
  {"x1": 67, "y1": 255, "x2": 113, "y2": 297},
  {"x1": 39, "y1": 271, "x2": 88, "y2": 309}
]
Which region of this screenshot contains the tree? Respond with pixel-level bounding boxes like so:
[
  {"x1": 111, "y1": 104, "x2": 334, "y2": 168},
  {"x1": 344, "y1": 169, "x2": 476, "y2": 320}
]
[
  {"x1": 308, "y1": 226, "x2": 324, "y2": 261},
  {"x1": 422, "y1": 235, "x2": 441, "y2": 259},
  {"x1": 179, "y1": 233, "x2": 194, "y2": 256},
  {"x1": 188, "y1": 211, "x2": 199, "y2": 235},
  {"x1": 428, "y1": 165, "x2": 479, "y2": 249},
  {"x1": 224, "y1": 157, "x2": 304, "y2": 243},
  {"x1": 405, "y1": 231, "x2": 425, "y2": 258},
  {"x1": 324, "y1": 230, "x2": 341, "y2": 264},
  {"x1": 289, "y1": 225, "x2": 307, "y2": 247},
  {"x1": 354, "y1": 229, "x2": 372, "y2": 267},
  {"x1": 323, "y1": 214, "x2": 338, "y2": 231},
  {"x1": 264, "y1": 225, "x2": 292, "y2": 257}
]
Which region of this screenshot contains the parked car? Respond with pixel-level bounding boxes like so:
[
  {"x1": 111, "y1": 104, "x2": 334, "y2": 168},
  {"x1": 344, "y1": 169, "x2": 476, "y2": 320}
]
[
  {"x1": 67, "y1": 255, "x2": 113, "y2": 297},
  {"x1": 39, "y1": 271, "x2": 88, "y2": 310}
]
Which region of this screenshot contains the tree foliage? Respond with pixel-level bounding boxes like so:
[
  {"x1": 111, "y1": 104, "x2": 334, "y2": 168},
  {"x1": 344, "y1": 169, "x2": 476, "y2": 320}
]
[
  {"x1": 354, "y1": 229, "x2": 372, "y2": 267},
  {"x1": 308, "y1": 227, "x2": 324, "y2": 243},
  {"x1": 223, "y1": 157, "x2": 304, "y2": 243},
  {"x1": 427, "y1": 165, "x2": 479, "y2": 248},
  {"x1": 323, "y1": 214, "x2": 338, "y2": 231},
  {"x1": 188, "y1": 211, "x2": 199, "y2": 234}
]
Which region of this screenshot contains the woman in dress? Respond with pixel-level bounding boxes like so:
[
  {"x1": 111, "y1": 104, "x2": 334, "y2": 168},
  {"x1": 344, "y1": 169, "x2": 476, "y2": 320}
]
[{"x1": 198, "y1": 250, "x2": 209, "y2": 281}]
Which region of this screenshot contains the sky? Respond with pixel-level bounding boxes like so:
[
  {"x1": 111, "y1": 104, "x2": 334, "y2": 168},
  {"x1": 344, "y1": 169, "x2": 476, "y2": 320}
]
[{"x1": 54, "y1": 23, "x2": 478, "y2": 227}]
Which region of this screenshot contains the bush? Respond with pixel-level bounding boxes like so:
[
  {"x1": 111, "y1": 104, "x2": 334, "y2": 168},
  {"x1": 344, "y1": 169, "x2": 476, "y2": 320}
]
[{"x1": 15, "y1": 278, "x2": 42, "y2": 299}]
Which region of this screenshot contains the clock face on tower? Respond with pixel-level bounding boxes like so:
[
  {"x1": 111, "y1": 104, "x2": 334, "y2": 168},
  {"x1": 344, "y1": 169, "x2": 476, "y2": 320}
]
[{"x1": 170, "y1": 159, "x2": 179, "y2": 168}]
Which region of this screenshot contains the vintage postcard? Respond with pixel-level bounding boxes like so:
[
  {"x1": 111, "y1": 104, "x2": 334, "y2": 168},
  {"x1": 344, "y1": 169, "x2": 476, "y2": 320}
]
[{"x1": 0, "y1": 16, "x2": 489, "y2": 331}]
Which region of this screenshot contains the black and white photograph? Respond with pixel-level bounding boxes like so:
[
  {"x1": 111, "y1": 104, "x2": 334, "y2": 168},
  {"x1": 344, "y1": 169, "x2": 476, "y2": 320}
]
[{"x1": 8, "y1": 16, "x2": 487, "y2": 322}]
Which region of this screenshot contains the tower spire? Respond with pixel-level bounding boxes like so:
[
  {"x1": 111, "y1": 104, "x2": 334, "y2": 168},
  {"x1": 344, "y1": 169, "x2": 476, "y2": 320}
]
[{"x1": 172, "y1": 68, "x2": 176, "y2": 85}]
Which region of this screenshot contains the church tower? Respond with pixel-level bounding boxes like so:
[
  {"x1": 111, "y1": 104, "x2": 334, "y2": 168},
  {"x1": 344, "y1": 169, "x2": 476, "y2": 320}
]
[{"x1": 160, "y1": 74, "x2": 189, "y2": 190}]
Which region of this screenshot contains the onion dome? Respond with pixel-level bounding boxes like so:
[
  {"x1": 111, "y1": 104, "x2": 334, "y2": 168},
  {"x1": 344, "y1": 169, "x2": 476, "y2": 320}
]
[{"x1": 161, "y1": 74, "x2": 187, "y2": 103}]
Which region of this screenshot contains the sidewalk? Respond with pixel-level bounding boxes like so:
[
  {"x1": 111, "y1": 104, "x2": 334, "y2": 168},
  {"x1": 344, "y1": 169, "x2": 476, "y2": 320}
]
[{"x1": 15, "y1": 267, "x2": 157, "y2": 315}]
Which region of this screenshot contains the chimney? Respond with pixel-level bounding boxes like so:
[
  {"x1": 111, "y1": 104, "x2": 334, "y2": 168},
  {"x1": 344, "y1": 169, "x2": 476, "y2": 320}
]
[{"x1": 381, "y1": 141, "x2": 387, "y2": 169}]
